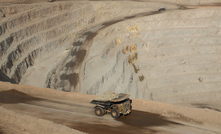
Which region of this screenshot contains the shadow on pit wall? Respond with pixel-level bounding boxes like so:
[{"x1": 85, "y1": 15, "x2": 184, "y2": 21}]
[{"x1": 0, "y1": 70, "x2": 16, "y2": 84}]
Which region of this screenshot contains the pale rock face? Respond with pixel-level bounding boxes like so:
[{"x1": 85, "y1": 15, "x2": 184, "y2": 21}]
[
  {"x1": 0, "y1": 0, "x2": 221, "y2": 104},
  {"x1": 80, "y1": 5, "x2": 221, "y2": 102}
]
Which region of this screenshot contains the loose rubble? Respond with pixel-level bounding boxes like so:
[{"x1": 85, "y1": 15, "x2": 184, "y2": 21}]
[{"x1": 95, "y1": 91, "x2": 119, "y2": 100}]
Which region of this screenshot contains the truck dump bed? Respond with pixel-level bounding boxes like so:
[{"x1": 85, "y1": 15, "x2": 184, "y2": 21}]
[{"x1": 92, "y1": 91, "x2": 130, "y2": 102}]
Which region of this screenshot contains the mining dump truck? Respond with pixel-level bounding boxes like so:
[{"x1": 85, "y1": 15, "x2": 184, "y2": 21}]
[{"x1": 90, "y1": 92, "x2": 132, "y2": 118}]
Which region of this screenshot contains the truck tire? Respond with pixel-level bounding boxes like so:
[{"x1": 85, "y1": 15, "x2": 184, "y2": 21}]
[
  {"x1": 111, "y1": 109, "x2": 120, "y2": 118},
  {"x1": 95, "y1": 107, "x2": 104, "y2": 116}
]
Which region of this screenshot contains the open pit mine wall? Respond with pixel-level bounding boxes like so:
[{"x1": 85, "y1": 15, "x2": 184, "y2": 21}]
[
  {"x1": 1, "y1": 0, "x2": 221, "y2": 103},
  {"x1": 82, "y1": 7, "x2": 221, "y2": 103},
  {"x1": 80, "y1": 1, "x2": 221, "y2": 103},
  {"x1": 0, "y1": 1, "x2": 168, "y2": 90},
  {"x1": 0, "y1": 1, "x2": 143, "y2": 84}
]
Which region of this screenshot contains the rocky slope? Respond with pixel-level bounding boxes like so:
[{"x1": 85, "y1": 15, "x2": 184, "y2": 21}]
[
  {"x1": 0, "y1": 0, "x2": 221, "y2": 104},
  {"x1": 82, "y1": 4, "x2": 221, "y2": 104}
]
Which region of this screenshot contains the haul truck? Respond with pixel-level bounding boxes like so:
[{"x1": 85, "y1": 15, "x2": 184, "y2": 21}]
[{"x1": 90, "y1": 93, "x2": 132, "y2": 118}]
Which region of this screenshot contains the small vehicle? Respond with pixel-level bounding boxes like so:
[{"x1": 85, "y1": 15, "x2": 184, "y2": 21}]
[
  {"x1": 90, "y1": 93, "x2": 132, "y2": 118},
  {"x1": 158, "y1": 7, "x2": 166, "y2": 12}
]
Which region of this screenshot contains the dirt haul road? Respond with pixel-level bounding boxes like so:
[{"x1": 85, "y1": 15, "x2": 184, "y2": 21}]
[{"x1": 0, "y1": 86, "x2": 220, "y2": 134}]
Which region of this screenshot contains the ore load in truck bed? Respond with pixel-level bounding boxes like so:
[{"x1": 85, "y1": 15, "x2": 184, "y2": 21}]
[{"x1": 93, "y1": 91, "x2": 130, "y2": 102}]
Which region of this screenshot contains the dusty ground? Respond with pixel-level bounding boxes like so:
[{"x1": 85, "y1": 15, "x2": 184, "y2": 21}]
[{"x1": 0, "y1": 81, "x2": 221, "y2": 134}]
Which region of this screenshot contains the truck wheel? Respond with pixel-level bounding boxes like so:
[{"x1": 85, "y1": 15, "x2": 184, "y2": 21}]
[
  {"x1": 95, "y1": 107, "x2": 104, "y2": 116},
  {"x1": 111, "y1": 109, "x2": 120, "y2": 118}
]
